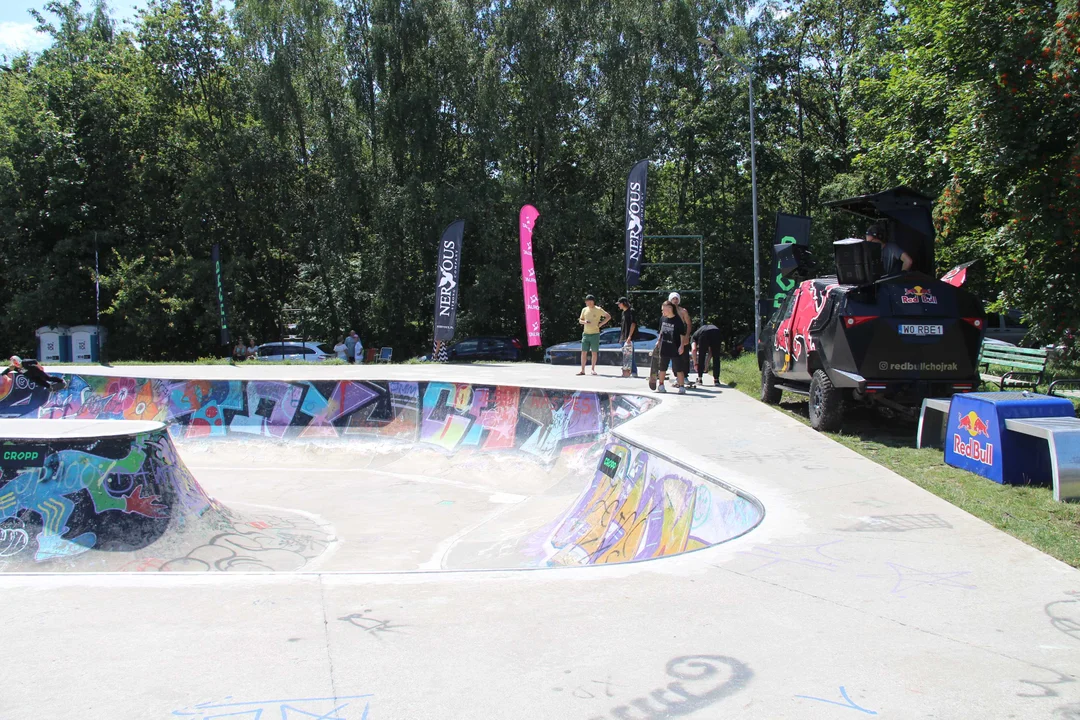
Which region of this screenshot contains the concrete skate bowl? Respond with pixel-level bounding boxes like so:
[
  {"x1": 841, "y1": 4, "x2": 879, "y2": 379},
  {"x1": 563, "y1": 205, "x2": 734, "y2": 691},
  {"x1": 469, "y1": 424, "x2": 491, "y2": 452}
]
[{"x1": 0, "y1": 374, "x2": 763, "y2": 572}]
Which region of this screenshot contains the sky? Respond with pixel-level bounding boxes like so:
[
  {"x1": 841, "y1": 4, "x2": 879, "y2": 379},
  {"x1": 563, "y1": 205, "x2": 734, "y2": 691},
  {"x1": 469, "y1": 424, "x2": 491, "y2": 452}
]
[{"x1": 0, "y1": 0, "x2": 145, "y2": 57}]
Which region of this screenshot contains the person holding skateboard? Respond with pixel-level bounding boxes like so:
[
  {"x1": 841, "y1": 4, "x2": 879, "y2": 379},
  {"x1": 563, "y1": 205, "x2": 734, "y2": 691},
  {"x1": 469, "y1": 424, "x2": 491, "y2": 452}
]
[
  {"x1": 617, "y1": 297, "x2": 637, "y2": 378},
  {"x1": 668, "y1": 292, "x2": 692, "y2": 389},
  {"x1": 653, "y1": 301, "x2": 687, "y2": 394}
]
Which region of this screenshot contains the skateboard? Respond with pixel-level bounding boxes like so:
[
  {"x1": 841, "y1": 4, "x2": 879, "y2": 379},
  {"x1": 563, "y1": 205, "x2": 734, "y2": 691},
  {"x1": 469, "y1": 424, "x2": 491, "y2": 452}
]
[
  {"x1": 621, "y1": 342, "x2": 633, "y2": 376},
  {"x1": 648, "y1": 350, "x2": 695, "y2": 390}
]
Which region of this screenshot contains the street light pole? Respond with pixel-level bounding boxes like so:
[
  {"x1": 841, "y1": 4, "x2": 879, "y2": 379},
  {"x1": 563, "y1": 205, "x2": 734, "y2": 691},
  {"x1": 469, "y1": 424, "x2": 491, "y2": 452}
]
[
  {"x1": 697, "y1": 36, "x2": 762, "y2": 348},
  {"x1": 746, "y1": 69, "x2": 761, "y2": 350}
]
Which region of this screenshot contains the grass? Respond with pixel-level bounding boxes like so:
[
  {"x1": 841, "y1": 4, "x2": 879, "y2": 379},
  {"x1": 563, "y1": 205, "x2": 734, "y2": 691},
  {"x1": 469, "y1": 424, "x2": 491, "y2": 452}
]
[{"x1": 721, "y1": 352, "x2": 1080, "y2": 568}]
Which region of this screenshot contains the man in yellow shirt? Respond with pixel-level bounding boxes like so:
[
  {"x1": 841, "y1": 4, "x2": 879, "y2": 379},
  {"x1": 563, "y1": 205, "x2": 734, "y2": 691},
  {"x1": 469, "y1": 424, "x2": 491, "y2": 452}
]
[{"x1": 577, "y1": 294, "x2": 611, "y2": 375}]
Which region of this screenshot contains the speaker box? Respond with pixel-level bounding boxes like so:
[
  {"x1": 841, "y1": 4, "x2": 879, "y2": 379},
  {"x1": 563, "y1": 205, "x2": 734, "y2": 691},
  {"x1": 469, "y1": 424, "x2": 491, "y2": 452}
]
[{"x1": 833, "y1": 238, "x2": 881, "y2": 285}]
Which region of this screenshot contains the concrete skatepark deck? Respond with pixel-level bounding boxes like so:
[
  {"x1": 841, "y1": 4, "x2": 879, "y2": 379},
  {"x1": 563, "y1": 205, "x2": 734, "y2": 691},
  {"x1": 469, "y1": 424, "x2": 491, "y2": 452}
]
[{"x1": 1, "y1": 363, "x2": 1079, "y2": 719}]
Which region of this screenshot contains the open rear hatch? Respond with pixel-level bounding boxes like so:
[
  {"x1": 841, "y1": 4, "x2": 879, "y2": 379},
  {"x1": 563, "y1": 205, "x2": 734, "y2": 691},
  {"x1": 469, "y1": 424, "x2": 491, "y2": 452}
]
[{"x1": 832, "y1": 273, "x2": 984, "y2": 383}]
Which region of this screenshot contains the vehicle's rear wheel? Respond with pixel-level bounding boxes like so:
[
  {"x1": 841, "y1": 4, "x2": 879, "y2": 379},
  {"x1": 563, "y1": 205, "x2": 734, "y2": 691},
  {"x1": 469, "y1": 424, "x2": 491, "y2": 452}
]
[
  {"x1": 760, "y1": 361, "x2": 782, "y2": 405},
  {"x1": 809, "y1": 369, "x2": 843, "y2": 432}
]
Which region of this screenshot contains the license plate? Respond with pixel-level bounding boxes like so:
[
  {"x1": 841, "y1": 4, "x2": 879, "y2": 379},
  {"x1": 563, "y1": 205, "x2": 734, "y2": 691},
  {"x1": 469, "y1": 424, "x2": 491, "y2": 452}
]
[{"x1": 898, "y1": 324, "x2": 944, "y2": 336}]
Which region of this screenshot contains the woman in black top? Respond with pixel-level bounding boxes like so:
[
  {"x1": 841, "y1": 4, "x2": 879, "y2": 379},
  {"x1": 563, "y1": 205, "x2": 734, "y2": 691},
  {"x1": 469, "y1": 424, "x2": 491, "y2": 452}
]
[{"x1": 655, "y1": 301, "x2": 687, "y2": 394}]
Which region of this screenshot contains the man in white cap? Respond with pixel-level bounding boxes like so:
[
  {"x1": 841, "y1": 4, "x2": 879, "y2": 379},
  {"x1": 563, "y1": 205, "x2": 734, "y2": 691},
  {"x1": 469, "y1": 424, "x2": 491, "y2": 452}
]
[{"x1": 667, "y1": 292, "x2": 692, "y2": 387}]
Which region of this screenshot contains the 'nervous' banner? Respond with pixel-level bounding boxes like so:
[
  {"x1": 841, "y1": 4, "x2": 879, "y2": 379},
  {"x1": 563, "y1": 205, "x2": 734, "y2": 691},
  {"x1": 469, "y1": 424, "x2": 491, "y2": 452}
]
[
  {"x1": 433, "y1": 220, "x2": 465, "y2": 342},
  {"x1": 624, "y1": 159, "x2": 648, "y2": 286}
]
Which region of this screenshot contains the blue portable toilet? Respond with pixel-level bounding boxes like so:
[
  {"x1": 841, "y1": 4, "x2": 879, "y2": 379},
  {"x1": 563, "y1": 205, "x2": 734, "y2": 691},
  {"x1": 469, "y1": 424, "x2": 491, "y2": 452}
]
[
  {"x1": 69, "y1": 325, "x2": 104, "y2": 363},
  {"x1": 35, "y1": 326, "x2": 71, "y2": 362}
]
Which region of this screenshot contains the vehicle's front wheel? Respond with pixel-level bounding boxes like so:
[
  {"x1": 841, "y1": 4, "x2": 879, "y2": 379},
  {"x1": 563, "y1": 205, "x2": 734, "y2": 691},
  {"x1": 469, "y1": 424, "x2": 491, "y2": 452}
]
[
  {"x1": 809, "y1": 369, "x2": 843, "y2": 432},
  {"x1": 760, "y1": 361, "x2": 782, "y2": 405}
]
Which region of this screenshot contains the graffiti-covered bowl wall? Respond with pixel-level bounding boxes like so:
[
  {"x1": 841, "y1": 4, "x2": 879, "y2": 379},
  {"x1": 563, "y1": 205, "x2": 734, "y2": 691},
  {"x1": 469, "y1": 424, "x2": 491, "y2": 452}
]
[{"x1": 1, "y1": 375, "x2": 763, "y2": 570}]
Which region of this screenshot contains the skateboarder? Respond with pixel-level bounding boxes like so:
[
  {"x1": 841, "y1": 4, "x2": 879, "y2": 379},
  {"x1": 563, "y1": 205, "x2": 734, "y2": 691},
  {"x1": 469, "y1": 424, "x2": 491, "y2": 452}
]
[
  {"x1": 653, "y1": 301, "x2": 687, "y2": 394},
  {"x1": 617, "y1": 297, "x2": 637, "y2": 378},
  {"x1": 668, "y1": 292, "x2": 692, "y2": 389},
  {"x1": 2, "y1": 356, "x2": 67, "y2": 391}
]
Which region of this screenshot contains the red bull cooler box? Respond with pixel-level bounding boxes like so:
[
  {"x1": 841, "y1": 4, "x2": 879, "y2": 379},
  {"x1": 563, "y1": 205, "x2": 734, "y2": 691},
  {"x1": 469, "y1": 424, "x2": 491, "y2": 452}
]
[{"x1": 945, "y1": 392, "x2": 1074, "y2": 485}]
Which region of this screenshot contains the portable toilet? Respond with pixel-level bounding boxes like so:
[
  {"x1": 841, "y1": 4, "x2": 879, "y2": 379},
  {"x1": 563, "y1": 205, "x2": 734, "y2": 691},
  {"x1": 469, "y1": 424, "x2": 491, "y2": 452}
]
[
  {"x1": 69, "y1": 325, "x2": 104, "y2": 363},
  {"x1": 35, "y1": 326, "x2": 71, "y2": 362}
]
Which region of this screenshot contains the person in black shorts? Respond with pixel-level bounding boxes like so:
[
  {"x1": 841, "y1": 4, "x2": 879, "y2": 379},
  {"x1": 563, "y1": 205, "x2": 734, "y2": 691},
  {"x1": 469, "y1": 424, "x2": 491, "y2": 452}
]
[
  {"x1": 3, "y1": 356, "x2": 67, "y2": 391},
  {"x1": 655, "y1": 301, "x2": 687, "y2": 394},
  {"x1": 691, "y1": 323, "x2": 724, "y2": 385}
]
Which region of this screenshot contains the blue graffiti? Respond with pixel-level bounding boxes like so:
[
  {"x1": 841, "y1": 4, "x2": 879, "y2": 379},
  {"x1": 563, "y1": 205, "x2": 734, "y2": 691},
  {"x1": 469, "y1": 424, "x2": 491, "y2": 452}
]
[
  {"x1": 171, "y1": 694, "x2": 373, "y2": 719},
  {"x1": 795, "y1": 686, "x2": 877, "y2": 714}
]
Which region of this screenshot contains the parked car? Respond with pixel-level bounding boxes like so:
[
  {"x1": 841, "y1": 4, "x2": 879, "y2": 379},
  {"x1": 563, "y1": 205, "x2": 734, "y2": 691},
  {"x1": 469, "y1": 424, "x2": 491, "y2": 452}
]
[
  {"x1": 544, "y1": 327, "x2": 659, "y2": 365},
  {"x1": 254, "y1": 341, "x2": 336, "y2": 362},
  {"x1": 446, "y1": 336, "x2": 524, "y2": 362},
  {"x1": 983, "y1": 310, "x2": 1029, "y2": 346}
]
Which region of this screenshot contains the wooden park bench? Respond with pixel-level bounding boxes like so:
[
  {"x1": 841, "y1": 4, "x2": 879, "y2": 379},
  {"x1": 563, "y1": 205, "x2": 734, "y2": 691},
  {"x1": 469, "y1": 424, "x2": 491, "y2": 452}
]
[{"x1": 978, "y1": 340, "x2": 1049, "y2": 389}]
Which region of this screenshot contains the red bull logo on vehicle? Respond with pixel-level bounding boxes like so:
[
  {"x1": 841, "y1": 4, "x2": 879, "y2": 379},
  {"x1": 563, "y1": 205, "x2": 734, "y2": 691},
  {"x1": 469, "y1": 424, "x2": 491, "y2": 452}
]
[
  {"x1": 901, "y1": 285, "x2": 937, "y2": 304},
  {"x1": 953, "y1": 410, "x2": 993, "y2": 465}
]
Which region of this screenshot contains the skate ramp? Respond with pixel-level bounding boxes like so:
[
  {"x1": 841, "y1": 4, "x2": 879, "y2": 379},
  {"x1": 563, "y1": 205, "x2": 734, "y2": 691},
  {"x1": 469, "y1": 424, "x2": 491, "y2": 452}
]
[
  {"x1": 1, "y1": 376, "x2": 762, "y2": 572},
  {"x1": 0, "y1": 419, "x2": 332, "y2": 571}
]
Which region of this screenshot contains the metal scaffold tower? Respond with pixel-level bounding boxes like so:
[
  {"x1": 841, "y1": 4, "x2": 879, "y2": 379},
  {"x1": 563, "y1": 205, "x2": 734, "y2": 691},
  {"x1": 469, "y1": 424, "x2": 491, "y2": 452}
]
[{"x1": 627, "y1": 234, "x2": 705, "y2": 321}]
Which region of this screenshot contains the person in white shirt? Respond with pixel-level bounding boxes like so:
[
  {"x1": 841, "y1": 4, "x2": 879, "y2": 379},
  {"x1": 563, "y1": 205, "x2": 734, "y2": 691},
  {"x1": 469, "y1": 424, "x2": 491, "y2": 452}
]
[{"x1": 333, "y1": 336, "x2": 348, "y2": 361}]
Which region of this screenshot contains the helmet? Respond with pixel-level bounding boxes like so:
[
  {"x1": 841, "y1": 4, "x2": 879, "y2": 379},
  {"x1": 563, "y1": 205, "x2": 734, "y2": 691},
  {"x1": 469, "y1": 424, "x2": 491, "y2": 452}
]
[{"x1": 9, "y1": 356, "x2": 21, "y2": 367}]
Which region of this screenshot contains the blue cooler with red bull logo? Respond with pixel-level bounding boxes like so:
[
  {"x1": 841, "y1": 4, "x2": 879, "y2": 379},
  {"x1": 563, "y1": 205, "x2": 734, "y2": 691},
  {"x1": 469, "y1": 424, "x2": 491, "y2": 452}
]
[{"x1": 945, "y1": 392, "x2": 1074, "y2": 484}]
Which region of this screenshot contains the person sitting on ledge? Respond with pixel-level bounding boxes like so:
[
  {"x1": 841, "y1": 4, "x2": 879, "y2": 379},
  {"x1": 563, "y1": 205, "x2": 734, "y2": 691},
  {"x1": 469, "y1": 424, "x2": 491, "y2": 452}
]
[{"x1": 3, "y1": 356, "x2": 67, "y2": 391}]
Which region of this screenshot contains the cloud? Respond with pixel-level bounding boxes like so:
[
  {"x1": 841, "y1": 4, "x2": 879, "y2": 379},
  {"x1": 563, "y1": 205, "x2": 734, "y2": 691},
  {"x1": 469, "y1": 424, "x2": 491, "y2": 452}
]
[{"x1": 0, "y1": 21, "x2": 51, "y2": 57}]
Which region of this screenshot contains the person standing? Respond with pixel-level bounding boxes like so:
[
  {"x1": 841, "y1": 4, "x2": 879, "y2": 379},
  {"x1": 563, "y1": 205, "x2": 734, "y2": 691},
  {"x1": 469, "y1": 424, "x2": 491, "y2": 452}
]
[
  {"x1": 655, "y1": 302, "x2": 687, "y2": 394},
  {"x1": 617, "y1": 297, "x2": 637, "y2": 378},
  {"x1": 691, "y1": 322, "x2": 724, "y2": 386},
  {"x1": 353, "y1": 332, "x2": 365, "y2": 364},
  {"x1": 344, "y1": 331, "x2": 357, "y2": 364},
  {"x1": 577, "y1": 295, "x2": 611, "y2": 376},
  {"x1": 333, "y1": 336, "x2": 348, "y2": 362},
  {"x1": 667, "y1": 293, "x2": 692, "y2": 387},
  {"x1": 865, "y1": 223, "x2": 912, "y2": 275}
]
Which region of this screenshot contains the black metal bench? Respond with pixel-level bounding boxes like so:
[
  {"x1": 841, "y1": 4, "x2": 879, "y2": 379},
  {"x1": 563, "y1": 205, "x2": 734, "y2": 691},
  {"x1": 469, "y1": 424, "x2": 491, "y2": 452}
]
[
  {"x1": 1049, "y1": 379, "x2": 1080, "y2": 401},
  {"x1": 978, "y1": 341, "x2": 1048, "y2": 389}
]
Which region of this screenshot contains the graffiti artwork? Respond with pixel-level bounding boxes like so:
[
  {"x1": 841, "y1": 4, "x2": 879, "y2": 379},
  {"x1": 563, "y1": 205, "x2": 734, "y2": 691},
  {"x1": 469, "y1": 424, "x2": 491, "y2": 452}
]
[
  {"x1": 535, "y1": 441, "x2": 761, "y2": 566},
  {"x1": 1, "y1": 374, "x2": 761, "y2": 571},
  {"x1": 0, "y1": 430, "x2": 176, "y2": 563},
  {"x1": 22, "y1": 376, "x2": 652, "y2": 462}
]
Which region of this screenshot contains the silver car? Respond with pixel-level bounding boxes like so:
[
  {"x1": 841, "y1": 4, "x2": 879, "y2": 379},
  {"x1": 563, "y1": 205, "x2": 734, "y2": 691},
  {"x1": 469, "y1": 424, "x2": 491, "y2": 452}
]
[
  {"x1": 254, "y1": 341, "x2": 336, "y2": 362},
  {"x1": 544, "y1": 328, "x2": 658, "y2": 365},
  {"x1": 983, "y1": 310, "x2": 1029, "y2": 346}
]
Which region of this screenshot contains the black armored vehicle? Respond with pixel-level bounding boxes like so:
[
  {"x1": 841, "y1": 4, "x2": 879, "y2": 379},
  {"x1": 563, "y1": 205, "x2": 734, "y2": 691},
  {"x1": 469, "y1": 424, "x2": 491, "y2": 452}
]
[{"x1": 758, "y1": 187, "x2": 986, "y2": 431}]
